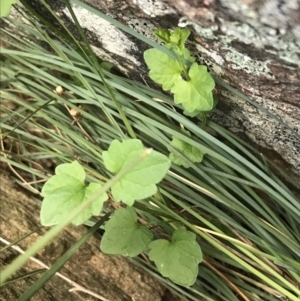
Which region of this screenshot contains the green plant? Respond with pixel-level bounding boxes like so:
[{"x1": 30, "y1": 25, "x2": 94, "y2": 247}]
[
  {"x1": 169, "y1": 129, "x2": 204, "y2": 167},
  {"x1": 1, "y1": 1, "x2": 300, "y2": 300},
  {"x1": 144, "y1": 28, "x2": 215, "y2": 167},
  {"x1": 144, "y1": 28, "x2": 216, "y2": 117},
  {"x1": 100, "y1": 205, "x2": 202, "y2": 286},
  {"x1": 148, "y1": 226, "x2": 202, "y2": 286},
  {"x1": 0, "y1": 0, "x2": 18, "y2": 18},
  {"x1": 38, "y1": 140, "x2": 202, "y2": 286},
  {"x1": 102, "y1": 139, "x2": 171, "y2": 205},
  {"x1": 40, "y1": 160, "x2": 109, "y2": 226}
]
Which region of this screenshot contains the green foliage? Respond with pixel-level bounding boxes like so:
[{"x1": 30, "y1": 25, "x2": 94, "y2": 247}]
[
  {"x1": 168, "y1": 28, "x2": 190, "y2": 53},
  {"x1": 0, "y1": 0, "x2": 18, "y2": 18},
  {"x1": 154, "y1": 29, "x2": 171, "y2": 44},
  {"x1": 4, "y1": 8, "x2": 300, "y2": 298},
  {"x1": 169, "y1": 131, "x2": 204, "y2": 168},
  {"x1": 144, "y1": 49, "x2": 182, "y2": 91},
  {"x1": 103, "y1": 139, "x2": 171, "y2": 205},
  {"x1": 155, "y1": 28, "x2": 190, "y2": 55},
  {"x1": 144, "y1": 28, "x2": 215, "y2": 114},
  {"x1": 39, "y1": 138, "x2": 202, "y2": 286},
  {"x1": 40, "y1": 139, "x2": 170, "y2": 225},
  {"x1": 100, "y1": 207, "x2": 153, "y2": 257},
  {"x1": 100, "y1": 208, "x2": 203, "y2": 286},
  {"x1": 171, "y1": 63, "x2": 215, "y2": 113},
  {"x1": 149, "y1": 227, "x2": 203, "y2": 286},
  {"x1": 181, "y1": 48, "x2": 196, "y2": 64},
  {"x1": 40, "y1": 161, "x2": 108, "y2": 226}
]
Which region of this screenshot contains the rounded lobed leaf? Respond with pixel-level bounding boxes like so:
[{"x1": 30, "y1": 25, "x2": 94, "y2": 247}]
[
  {"x1": 144, "y1": 49, "x2": 182, "y2": 91},
  {"x1": 102, "y1": 139, "x2": 144, "y2": 173},
  {"x1": 100, "y1": 207, "x2": 153, "y2": 257},
  {"x1": 55, "y1": 160, "x2": 86, "y2": 182},
  {"x1": 40, "y1": 161, "x2": 108, "y2": 226},
  {"x1": 103, "y1": 139, "x2": 171, "y2": 206},
  {"x1": 171, "y1": 63, "x2": 215, "y2": 113},
  {"x1": 149, "y1": 227, "x2": 203, "y2": 286},
  {"x1": 169, "y1": 135, "x2": 204, "y2": 168}
]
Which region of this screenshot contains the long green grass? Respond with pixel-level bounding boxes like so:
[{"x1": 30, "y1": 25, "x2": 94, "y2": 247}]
[{"x1": 1, "y1": 2, "x2": 299, "y2": 300}]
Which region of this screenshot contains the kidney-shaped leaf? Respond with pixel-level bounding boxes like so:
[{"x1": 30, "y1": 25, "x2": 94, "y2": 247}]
[
  {"x1": 144, "y1": 48, "x2": 182, "y2": 91},
  {"x1": 103, "y1": 139, "x2": 171, "y2": 206},
  {"x1": 100, "y1": 207, "x2": 153, "y2": 257},
  {"x1": 171, "y1": 63, "x2": 215, "y2": 113},
  {"x1": 169, "y1": 135, "x2": 204, "y2": 168},
  {"x1": 40, "y1": 161, "x2": 108, "y2": 226},
  {"x1": 149, "y1": 227, "x2": 203, "y2": 286}
]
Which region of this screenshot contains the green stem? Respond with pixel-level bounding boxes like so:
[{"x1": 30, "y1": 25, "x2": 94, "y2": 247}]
[
  {"x1": 179, "y1": 56, "x2": 190, "y2": 81},
  {"x1": 200, "y1": 112, "x2": 208, "y2": 129}
]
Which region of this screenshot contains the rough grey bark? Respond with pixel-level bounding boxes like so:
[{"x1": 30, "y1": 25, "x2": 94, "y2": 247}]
[
  {"x1": 0, "y1": 172, "x2": 166, "y2": 301},
  {"x1": 23, "y1": 0, "x2": 300, "y2": 174},
  {"x1": 162, "y1": 0, "x2": 300, "y2": 171}
]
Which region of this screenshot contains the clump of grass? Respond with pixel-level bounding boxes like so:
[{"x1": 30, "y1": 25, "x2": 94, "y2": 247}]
[{"x1": 0, "y1": 2, "x2": 299, "y2": 301}]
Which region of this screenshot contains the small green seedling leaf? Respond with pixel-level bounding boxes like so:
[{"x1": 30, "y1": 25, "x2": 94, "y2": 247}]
[
  {"x1": 144, "y1": 49, "x2": 182, "y2": 91},
  {"x1": 154, "y1": 28, "x2": 171, "y2": 43},
  {"x1": 165, "y1": 44, "x2": 195, "y2": 64},
  {"x1": 182, "y1": 48, "x2": 195, "y2": 64},
  {"x1": 149, "y1": 227, "x2": 202, "y2": 286},
  {"x1": 40, "y1": 161, "x2": 108, "y2": 226},
  {"x1": 100, "y1": 207, "x2": 153, "y2": 257},
  {"x1": 0, "y1": 0, "x2": 18, "y2": 18},
  {"x1": 170, "y1": 28, "x2": 190, "y2": 51},
  {"x1": 169, "y1": 131, "x2": 204, "y2": 168},
  {"x1": 171, "y1": 63, "x2": 215, "y2": 112},
  {"x1": 103, "y1": 139, "x2": 171, "y2": 206}
]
